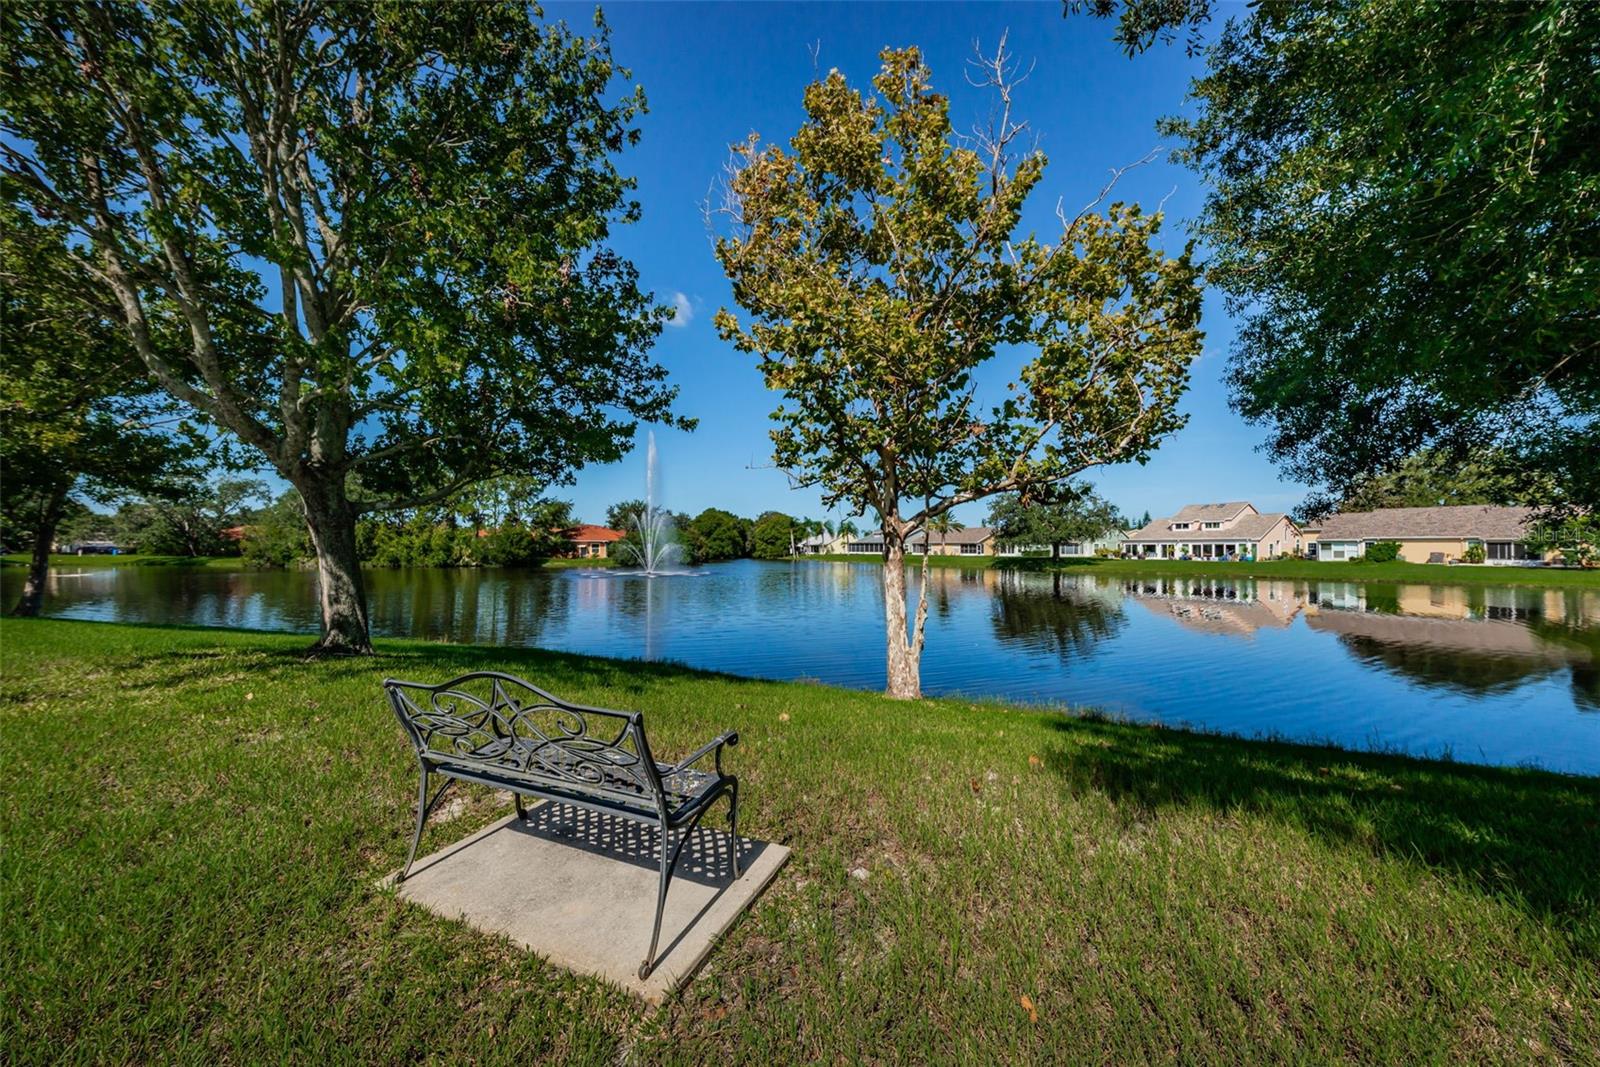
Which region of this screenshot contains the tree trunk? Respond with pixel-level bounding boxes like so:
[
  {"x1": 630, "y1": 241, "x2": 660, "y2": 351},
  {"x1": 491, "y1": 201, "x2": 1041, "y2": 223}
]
[
  {"x1": 9, "y1": 485, "x2": 68, "y2": 618},
  {"x1": 1052, "y1": 542, "x2": 1060, "y2": 560},
  {"x1": 293, "y1": 469, "x2": 373, "y2": 654},
  {"x1": 881, "y1": 533, "x2": 929, "y2": 699}
]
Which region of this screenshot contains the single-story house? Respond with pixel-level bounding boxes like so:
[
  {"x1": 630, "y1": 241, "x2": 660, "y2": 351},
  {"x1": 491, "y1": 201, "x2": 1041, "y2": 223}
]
[
  {"x1": 562, "y1": 524, "x2": 625, "y2": 560},
  {"x1": 995, "y1": 529, "x2": 1129, "y2": 558},
  {"x1": 1312, "y1": 505, "x2": 1555, "y2": 564},
  {"x1": 842, "y1": 527, "x2": 999, "y2": 556},
  {"x1": 908, "y1": 526, "x2": 997, "y2": 556},
  {"x1": 1121, "y1": 502, "x2": 1300, "y2": 561}
]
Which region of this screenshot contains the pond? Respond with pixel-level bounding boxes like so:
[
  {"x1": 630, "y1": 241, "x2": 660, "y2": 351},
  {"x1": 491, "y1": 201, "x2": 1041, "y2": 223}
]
[{"x1": 8, "y1": 559, "x2": 1597, "y2": 774}]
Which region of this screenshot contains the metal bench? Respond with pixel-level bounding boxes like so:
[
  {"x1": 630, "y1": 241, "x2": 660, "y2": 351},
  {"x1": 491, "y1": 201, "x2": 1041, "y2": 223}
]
[{"x1": 384, "y1": 671, "x2": 739, "y2": 979}]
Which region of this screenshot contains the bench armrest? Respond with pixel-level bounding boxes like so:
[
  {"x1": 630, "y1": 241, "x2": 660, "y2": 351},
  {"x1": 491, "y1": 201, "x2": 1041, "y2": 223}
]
[{"x1": 668, "y1": 730, "x2": 739, "y2": 776}]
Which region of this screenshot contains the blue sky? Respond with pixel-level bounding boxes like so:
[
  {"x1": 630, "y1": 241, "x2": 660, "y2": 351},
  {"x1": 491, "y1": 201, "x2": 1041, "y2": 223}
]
[{"x1": 547, "y1": 0, "x2": 1310, "y2": 528}]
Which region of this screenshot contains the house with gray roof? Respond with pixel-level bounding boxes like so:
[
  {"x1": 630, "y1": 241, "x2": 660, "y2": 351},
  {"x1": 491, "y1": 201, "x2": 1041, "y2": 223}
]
[
  {"x1": 1312, "y1": 505, "x2": 1554, "y2": 564},
  {"x1": 1121, "y1": 502, "x2": 1300, "y2": 561}
]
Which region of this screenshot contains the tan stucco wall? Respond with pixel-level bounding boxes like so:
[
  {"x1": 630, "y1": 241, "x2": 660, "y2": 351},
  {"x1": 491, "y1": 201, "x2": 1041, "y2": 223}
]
[
  {"x1": 1391, "y1": 538, "x2": 1470, "y2": 563},
  {"x1": 1257, "y1": 516, "x2": 1299, "y2": 558}
]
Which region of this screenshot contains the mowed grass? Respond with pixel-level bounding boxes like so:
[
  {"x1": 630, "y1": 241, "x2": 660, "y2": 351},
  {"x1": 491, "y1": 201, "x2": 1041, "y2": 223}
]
[
  {"x1": 2, "y1": 552, "x2": 249, "y2": 569},
  {"x1": 2, "y1": 619, "x2": 1596, "y2": 1063},
  {"x1": 801, "y1": 553, "x2": 1600, "y2": 589},
  {"x1": 1007, "y1": 556, "x2": 1600, "y2": 589}
]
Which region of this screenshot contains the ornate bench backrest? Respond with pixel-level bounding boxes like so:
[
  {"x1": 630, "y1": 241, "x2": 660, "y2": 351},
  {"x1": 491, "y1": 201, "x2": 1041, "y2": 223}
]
[{"x1": 384, "y1": 672, "x2": 666, "y2": 809}]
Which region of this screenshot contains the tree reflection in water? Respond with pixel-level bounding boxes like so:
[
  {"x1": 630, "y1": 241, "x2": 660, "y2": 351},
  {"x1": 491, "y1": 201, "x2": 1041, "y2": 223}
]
[{"x1": 988, "y1": 569, "x2": 1127, "y2": 659}]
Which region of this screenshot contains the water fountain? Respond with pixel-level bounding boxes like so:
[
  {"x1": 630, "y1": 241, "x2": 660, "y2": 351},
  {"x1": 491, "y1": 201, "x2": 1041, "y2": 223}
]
[{"x1": 614, "y1": 431, "x2": 696, "y2": 577}]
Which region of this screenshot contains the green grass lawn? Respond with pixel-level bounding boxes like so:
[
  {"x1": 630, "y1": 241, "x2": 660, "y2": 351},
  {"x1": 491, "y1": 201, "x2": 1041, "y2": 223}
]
[
  {"x1": 3, "y1": 619, "x2": 1596, "y2": 1063},
  {"x1": 1005, "y1": 556, "x2": 1600, "y2": 588},
  {"x1": 1, "y1": 552, "x2": 249, "y2": 569},
  {"x1": 796, "y1": 553, "x2": 1600, "y2": 588}
]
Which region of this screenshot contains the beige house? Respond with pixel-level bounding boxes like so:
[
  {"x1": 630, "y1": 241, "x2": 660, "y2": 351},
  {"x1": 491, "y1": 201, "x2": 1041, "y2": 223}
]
[
  {"x1": 841, "y1": 527, "x2": 998, "y2": 556},
  {"x1": 1121, "y1": 502, "x2": 1300, "y2": 561},
  {"x1": 908, "y1": 527, "x2": 997, "y2": 556},
  {"x1": 1313, "y1": 505, "x2": 1555, "y2": 564},
  {"x1": 797, "y1": 531, "x2": 850, "y2": 554}
]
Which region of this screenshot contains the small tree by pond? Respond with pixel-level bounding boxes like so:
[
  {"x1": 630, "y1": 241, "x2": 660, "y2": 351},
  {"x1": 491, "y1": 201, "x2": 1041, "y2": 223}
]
[{"x1": 713, "y1": 44, "x2": 1203, "y2": 698}]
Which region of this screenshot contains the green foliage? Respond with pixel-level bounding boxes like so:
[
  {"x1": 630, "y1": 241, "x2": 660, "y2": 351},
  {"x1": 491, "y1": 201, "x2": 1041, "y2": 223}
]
[
  {"x1": 987, "y1": 482, "x2": 1125, "y2": 552},
  {"x1": 1334, "y1": 449, "x2": 1557, "y2": 516},
  {"x1": 103, "y1": 478, "x2": 270, "y2": 557},
  {"x1": 605, "y1": 500, "x2": 647, "y2": 534},
  {"x1": 240, "y1": 492, "x2": 312, "y2": 568},
  {"x1": 687, "y1": 508, "x2": 748, "y2": 563},
  {"x1": 1364, "y1": 541, "x2": 1401, "y2": 564},
  {"x1": 713, "y1": 48, "x2": 1202, "y2": 537},
  {"x1": 1, "y1": 2, "x2": 686, "y2": 643},
  {"x1": 1463, "y1": 544, "x2": 1487, "y2": 565},
  {"x1": 1162, "y1": 0, "x2": 1600, "y2": 514},
  {"x1": 0, "y1": 212, "x2": 200, "y2": 524},
  {"x1": 749, "y1": 512, "x2": 796, "y2": 560},
  {"x1": 1066, "y1": 0, "x2": 1215, "y2": 56}
]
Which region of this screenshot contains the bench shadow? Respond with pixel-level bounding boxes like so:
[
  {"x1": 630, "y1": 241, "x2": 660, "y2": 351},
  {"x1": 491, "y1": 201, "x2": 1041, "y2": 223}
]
[
  {"x1": 509, "y1": 801, "x2": 764, "y2": 887},
  {"x1": 1040, "y1": 716, "x2": 1600, "y2": 954}
]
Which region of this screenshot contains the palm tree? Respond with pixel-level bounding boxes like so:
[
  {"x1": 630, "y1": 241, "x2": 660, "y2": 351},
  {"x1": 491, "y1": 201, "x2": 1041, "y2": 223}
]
[{"x1": 924, "y1": 514, "x2": 964, "y2": 555}]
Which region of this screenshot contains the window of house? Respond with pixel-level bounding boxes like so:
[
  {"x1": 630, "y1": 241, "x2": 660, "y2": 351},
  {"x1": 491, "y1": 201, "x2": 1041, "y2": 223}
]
[
  {"x1": 960, "y1": 543, "x2": 982, "y2": 554},
  {"x1": 1203, "y1": 521, "x2": 1221, "y2": 529},
  {"x1": 1487, "y1": 541, "x2": 1531, "y2": 561},
  {"x1": 1172, "y1": 522, "x2": 1190, "y2": 530}
]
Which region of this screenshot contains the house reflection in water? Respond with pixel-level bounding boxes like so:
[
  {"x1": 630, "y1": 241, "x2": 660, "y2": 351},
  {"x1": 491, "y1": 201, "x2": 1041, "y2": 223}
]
[
  {"x1": 1121, "y1": 576, "x2": 1304, "y2": 638},
  {"x1": 1119, "y1": 575, "x2": 1598, "y2": 708}
]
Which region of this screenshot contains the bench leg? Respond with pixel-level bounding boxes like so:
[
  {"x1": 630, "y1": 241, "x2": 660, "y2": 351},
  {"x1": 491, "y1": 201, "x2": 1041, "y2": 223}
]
[
  {"x1": 728, "y1": 779, "x2": 741, "y2": 880},
  {"x1": 398, "y1": 766, "x2": 453, "y2": 884},
  {"x1": 514, "y1": 792, "x2": 527, "y2": 821},
  {"x1": 641, "y1": 818, "x2": 674, "y2": 980}
]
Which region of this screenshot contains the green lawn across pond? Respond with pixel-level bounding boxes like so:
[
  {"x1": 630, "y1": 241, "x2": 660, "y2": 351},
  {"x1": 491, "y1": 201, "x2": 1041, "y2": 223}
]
[
  {"x1": 2, "y1": 618, "x2": 1596, "y2": 1063},
  {"x1": 1, "y1": 552, "x2": 249, "y2": 569},
  {"x1": 798, "y1": 552, "x2": 1600, "y2": 588},
  {"x1": 1, "y1": 553, "x2": 616, "y2": 571}
]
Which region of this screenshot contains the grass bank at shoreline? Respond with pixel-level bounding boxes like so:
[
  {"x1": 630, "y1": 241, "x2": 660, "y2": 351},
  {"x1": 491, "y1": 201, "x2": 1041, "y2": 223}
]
[
  {"x1": 2, "y1": 552, "x2": 248, "y2": 569},
  {"x1": 796, "y1": 552, "x2": 1600, "y2": 588},
  {"x1": 3, "y1": 618, "x2": 1595, "y2": 1062},
  {"x1": 2, "y1": 553, "x2": 617, "y2": 572}
]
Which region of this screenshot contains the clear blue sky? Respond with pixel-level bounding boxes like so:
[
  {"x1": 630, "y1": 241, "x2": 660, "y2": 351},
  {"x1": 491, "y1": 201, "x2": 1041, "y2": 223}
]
[{"x1": 548, "y1": 0, "x2": 1309, "y2": 528}]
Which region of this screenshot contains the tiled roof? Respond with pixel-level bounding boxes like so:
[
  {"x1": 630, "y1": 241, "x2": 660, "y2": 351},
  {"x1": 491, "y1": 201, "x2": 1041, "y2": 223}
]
[
  {"x1": 568, "y1": 524, "x2": 625, "y2": 543},
  {"x1": 1315, "y1": 505, "x2": 1539, "y2": 542},
  {"x1": 906, "y1": 526, "x2": 995, "y2": 546}
]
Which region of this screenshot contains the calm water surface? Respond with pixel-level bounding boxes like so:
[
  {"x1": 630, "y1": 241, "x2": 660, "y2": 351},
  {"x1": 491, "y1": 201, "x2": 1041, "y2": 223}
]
[{"x1": 9, "y1": 559, "x2": 1598, "y2": 774}]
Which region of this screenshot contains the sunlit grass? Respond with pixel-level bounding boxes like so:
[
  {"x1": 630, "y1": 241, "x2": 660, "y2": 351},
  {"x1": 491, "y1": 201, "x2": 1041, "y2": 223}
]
[
  {"x1": 798, "y1": 553, "x2": 1600, "y2": 588},
  {"x1": 3, "y1": 619, "x2": 1595, "y2": 1062}
]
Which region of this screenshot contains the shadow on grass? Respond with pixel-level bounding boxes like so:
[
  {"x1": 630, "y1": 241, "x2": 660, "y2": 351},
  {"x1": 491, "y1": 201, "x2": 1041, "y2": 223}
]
[
  {"x1": 1041, "y1": 715, "x2": 1600, "y2": 955},
  {"x1": 7, "y1": 619, "x2": 788, "y2": 712}
]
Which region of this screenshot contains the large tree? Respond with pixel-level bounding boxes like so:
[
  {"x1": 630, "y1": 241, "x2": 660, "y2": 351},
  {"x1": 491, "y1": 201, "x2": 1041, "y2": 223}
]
[
  {"x1": 1159, "y1": 0, "x2": 1599, "y2": 516},
  {"x1": 1, "y1": 210, "x2": 200, "y2": 615},
  {"x1": 714, "y1": 45, "x2": 1202, "y2": 698},
  {"x1": 2, "y1": 1, "x2": 685, "y2": 652},
  {"x1": 987, "y1": 482, "x2": 1125, "y2": 558}
]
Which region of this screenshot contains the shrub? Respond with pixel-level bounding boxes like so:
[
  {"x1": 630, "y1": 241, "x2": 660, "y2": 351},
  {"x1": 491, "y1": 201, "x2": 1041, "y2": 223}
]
[
  {"x1": 1463, "y1": 543, "x2": 1486, "y2": 564},
  {"x1": 1364, "y1": 540, "x2": 1401, "y2": 563}
]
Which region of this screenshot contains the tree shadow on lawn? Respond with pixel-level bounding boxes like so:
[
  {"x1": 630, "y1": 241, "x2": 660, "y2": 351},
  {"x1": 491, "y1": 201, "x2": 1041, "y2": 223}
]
[{"x1": 1040, "y1": 715, "x2": 1600, "y2": 955}]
